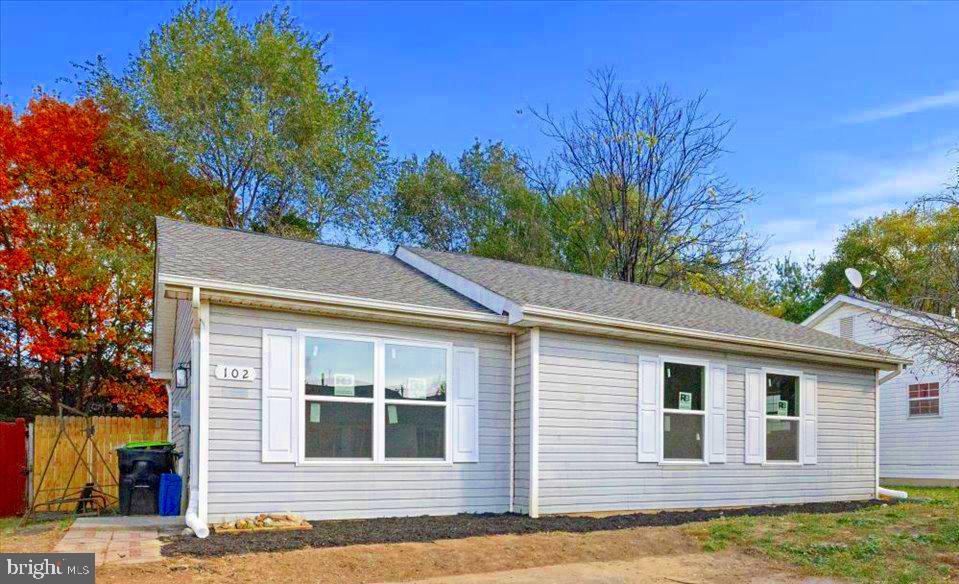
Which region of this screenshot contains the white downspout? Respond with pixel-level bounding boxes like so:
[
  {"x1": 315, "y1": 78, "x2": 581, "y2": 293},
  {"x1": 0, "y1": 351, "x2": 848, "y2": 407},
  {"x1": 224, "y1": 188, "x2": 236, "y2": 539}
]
[
  {"x1": 529, "y1": 328, "x2": 540, "y2": 518},
  {"x1": 875, "y1": 364, "x2": 904, "y2": 500},
  {"x1": 185, "y1": 287, "x2": 209, "y2": 538},
  {"x1": 508, "y1": 333, "x2": 515, "y2": 513}
]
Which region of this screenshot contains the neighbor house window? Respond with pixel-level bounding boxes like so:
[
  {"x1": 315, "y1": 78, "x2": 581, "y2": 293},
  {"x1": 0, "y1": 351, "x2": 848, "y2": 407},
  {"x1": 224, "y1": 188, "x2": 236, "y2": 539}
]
[
  {"x1": 302, "y1": 333, "x2": 450, "y2": 462},
  {"x1": 662, "y1": 361, "x2": 706, "y2": 461},
  {"x1": 303, "y1": 337, "x2": 375, "y2": 459},
  {"x1": 908, "y1": 383, "x2": 940, "y2": 417},
  {"x1": 765, "y1": 372, "x2": 800, "y2": 462}
]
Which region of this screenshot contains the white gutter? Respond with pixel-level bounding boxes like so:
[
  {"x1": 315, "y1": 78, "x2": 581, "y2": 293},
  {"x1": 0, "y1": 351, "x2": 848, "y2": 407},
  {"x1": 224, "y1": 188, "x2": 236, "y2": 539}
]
[
  {"x1": 159, "y1": 273, "x2": 507, "y2": 326},
  {"x1": 879, "y1": 363, "x2": 905, "y2": 385},
  {"x1": 521, "y1": 304, "x2": 910, "y2": 368},
  {"x1": 185, "y1": 286, "x2": 210, "y2": 538}
]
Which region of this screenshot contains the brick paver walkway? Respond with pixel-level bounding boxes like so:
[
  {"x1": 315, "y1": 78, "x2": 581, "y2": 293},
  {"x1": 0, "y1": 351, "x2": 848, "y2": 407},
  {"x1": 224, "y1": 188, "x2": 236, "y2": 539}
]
[{"x1": 53, "y1": 516, "x2": 180, "y2": 566}]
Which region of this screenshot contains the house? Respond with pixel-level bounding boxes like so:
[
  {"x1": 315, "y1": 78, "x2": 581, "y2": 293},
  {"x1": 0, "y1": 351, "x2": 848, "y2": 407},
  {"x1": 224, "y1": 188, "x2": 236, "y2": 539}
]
[
  {"x1": 150, "y1": 218, "x2": 909, "y2": 535},
  {"x1": 804, "y1": 294, "x2": 957, "y2": 487}
]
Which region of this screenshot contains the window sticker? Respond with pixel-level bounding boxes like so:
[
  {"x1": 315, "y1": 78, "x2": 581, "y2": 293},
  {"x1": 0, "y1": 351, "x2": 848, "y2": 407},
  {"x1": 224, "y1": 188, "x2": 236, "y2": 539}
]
[
  {"x1": 766, "y1": 394, "x2": 780, "y2": 413},
  {"x1": 388, "y1": 405, "x2": 398, "y2": 425},
  {"x1": 406, "y1": 377, "x2": 428, "y2": 399},
  {"x1": 664, "y1": 416, "x2": 671, "y2": 432},
  {"x1": 309, "y1": 402, "x2": 321, "y2": 423},
  {"x1": 333, "y1": 373, "x2": 356, "y2": 397},
  {"x1": 777, "y1": 400, "x2": 789, "y2": 416},
  {"x1": 678, "y1": 391, "x2": 693, "y2": 410}
]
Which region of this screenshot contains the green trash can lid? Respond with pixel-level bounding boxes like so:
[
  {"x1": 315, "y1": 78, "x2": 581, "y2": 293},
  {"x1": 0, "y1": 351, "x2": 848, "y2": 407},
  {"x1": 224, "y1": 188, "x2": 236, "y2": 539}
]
[{"x1": 124, "y1": 440, "x2": 174, "y2": 449}]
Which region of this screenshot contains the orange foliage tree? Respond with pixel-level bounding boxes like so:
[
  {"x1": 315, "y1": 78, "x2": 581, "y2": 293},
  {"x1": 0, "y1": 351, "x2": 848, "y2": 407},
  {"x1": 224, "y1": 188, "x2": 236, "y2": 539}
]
[{"x1": 0, "y1": 96, "x2": 214, "y2": 415}]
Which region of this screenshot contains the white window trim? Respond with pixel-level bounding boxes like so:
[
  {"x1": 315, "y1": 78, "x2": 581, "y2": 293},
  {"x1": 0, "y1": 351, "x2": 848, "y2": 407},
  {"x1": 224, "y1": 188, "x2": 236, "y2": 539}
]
[
  {"x1": 659, "y1": 355, "x2": 710, "y2": 464},
  {"x1": 296, "y1": 329, "x2": 454, "y2": 466},
  {"x1": 907, "y1": 381, "x2": 941, "y2": 418},
  {"x1": 762, "y1": 367, "x2": 803, "y2": 464}
]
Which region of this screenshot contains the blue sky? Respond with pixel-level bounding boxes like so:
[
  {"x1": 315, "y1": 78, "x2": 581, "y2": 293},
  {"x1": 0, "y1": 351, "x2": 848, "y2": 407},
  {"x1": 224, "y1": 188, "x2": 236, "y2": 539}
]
[{"x1": 2, "y1": 1, "x2": 957, "y2": 260}]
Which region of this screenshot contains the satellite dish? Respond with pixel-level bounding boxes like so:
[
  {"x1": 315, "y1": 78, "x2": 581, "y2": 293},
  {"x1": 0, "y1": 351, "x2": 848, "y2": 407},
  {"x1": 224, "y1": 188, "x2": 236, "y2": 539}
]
[{"x1": 844, "y1": 267, "x2": 864, "y2": 290}]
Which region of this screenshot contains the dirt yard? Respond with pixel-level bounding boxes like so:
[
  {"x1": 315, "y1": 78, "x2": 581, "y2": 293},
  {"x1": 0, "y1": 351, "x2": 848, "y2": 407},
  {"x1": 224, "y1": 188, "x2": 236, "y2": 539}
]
[{"x1": 96, "y1": 526, "x2": 802, "y2": 584}]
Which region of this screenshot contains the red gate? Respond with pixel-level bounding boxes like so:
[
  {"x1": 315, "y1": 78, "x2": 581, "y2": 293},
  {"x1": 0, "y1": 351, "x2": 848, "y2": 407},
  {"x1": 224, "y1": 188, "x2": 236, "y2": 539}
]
[{"x1": 0, "y1": 418, "x2": 28, "y2": 516}]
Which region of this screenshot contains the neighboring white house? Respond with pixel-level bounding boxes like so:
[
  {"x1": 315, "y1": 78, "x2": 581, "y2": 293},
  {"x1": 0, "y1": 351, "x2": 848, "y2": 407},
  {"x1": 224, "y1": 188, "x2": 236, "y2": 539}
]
[
  {"x1": 804, "y1": 294, "x2": 957, "y2": 486},
  {"x1": 151, "y1": 218, "x2": 909, "y2": 535}
]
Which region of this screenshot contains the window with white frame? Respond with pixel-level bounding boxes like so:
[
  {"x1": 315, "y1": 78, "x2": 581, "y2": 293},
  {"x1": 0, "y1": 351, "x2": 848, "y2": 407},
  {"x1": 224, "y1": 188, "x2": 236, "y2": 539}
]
[
  {"x1": 908, "y1": 382, "x2": 940, "y2": 417},
  {"x1": 302, "y1": 333, "x2": 450, "y2": 461},
  {"x1": 662, "y1": 361, "x2": 706, "y2": 461},
  {"x1": 765, "y1": 372, "x2": 800, "y2": 462},
  {"x1": 384, "y1": 343, "x2": 448, "y2": 459},
  {"x1": 303, "y1": 336, "x2": 375, "y2": 459}
]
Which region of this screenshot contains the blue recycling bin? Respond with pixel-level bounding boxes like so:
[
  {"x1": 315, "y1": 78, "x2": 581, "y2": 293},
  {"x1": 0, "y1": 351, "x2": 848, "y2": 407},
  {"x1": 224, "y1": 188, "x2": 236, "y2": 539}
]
[{"x1": 158, "y1": 473, "x2": 182, "y2": 516}]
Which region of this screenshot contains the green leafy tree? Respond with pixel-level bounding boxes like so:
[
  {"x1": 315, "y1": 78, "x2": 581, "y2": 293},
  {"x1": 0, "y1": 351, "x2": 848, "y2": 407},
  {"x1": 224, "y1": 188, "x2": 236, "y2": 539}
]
[
  {"x1": 768, "y1": 255, "x2": 823, "y2": 323},
  {"x1": 86, "y1": 3, "x2": 387, "y2": 242},
  {"x1": 818, "y1": 206, "x2": 959, "y2": 313},
  {"x1": 388, "y1": 141, "x2": 556, "y2": 266}
]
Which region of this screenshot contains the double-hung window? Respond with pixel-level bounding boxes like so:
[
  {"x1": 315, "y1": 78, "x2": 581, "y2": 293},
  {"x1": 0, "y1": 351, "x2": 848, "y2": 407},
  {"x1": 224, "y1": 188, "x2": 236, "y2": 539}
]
[
  {"x1": 662, "y1": 360, "x2": 707, "y2": 461},
  {"x1": 765, "y1": 372, "x2": 800, "y2": 462},
  {"x1": 303, "y1": 336, "x2": 375, "y2": 460},
  {"x1": 301, "y1": 333, "x2": 450, "y2": 462},
  {"x1": 908, "y1": 382, "x2": 940, "y2": 417},
  {"x1": 384, "y1": 343, "x2": 448, "y2": 459}
]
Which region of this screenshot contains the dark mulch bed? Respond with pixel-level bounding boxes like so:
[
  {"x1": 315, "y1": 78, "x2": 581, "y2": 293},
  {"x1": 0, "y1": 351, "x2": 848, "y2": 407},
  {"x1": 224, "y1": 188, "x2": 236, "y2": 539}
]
[{"x1": 162, "y1": 499, "x2": 887, "y2": 558}]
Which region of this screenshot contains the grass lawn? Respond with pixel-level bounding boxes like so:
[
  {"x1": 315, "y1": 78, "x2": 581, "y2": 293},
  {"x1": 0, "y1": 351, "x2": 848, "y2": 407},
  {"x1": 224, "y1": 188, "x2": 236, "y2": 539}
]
[
  {"x1": 685, "y1": 487, "x2": 959, "y2": 584},
  {"x1": 0, "y1": 514, "x2": 73, "y2": 539}
]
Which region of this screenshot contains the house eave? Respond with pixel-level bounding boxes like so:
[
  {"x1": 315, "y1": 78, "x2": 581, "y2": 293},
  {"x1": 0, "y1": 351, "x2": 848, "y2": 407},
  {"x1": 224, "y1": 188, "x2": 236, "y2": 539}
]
[
  {"x1": 519, "y1": 304, "x2": 910, "y2": 370},
  {"x1": 157, "y1": 273, "x2": 513, "y2": 335}
]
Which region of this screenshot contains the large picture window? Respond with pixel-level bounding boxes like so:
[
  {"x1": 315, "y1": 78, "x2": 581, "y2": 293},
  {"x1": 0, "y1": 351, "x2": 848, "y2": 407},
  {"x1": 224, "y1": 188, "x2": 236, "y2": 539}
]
[
  {"x1": 765, "y1": 372, "x2": 800, "y2": 462},
  {"x1": 662, "y1": 361, "x2": 706, "y2": 461},
  {"x1": 301, "y1": 333, "x2": 450, "y2": 462}
]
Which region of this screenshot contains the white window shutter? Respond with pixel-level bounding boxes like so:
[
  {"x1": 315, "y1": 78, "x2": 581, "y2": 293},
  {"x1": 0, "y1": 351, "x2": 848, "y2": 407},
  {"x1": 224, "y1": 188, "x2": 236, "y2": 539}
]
[
  {"x1": 637, "y1": 356, "x2": 661, "y2": 462},
  {"x1": 452, "y1": 347, "x2": 480, "y2": 463},
  {"x1": 261, "y1": 330, "x2": 297, "y2": 463},
  {"x1": 802, "y1": 374, "x2": 818, "y2": 465},
  {"x1": 744, "y1": 368, "x2": 764, "y2": 464},
  {"x1": 708, "y1": 364, "x2": 727, "y2": 463}
]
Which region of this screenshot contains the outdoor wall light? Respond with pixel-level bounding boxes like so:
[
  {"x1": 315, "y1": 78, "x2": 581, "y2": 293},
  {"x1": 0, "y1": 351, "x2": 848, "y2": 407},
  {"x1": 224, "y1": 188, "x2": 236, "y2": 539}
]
[{"x1": 175, "y1": 364, "x2": 190, "y2": 389}]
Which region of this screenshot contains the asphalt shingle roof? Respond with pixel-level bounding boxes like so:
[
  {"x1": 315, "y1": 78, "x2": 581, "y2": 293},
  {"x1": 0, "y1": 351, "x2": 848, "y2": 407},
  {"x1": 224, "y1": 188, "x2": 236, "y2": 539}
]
[
  {"x1": 402, "y1": 246, "x2": 893, "y2": 359},
  {"x1": 155, "y1": 218, "x2": 491, "y2": 314}
]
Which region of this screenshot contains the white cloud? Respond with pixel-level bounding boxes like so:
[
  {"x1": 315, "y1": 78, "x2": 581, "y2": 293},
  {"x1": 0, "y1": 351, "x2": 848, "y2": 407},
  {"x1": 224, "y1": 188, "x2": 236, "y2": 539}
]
[
  {"x1": 813, "y1": 150, "x2": 955, "y2": 205},
  {"x1": 840, "y1": 87, "x2": 959, "y2": 125}
]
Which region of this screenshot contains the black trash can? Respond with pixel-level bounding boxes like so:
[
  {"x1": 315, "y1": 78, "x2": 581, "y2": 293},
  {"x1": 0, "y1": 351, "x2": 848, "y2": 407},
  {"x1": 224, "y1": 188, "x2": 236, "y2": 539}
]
[{"x1": 117, "y1": 442, "x2": 177, "y2": 515}]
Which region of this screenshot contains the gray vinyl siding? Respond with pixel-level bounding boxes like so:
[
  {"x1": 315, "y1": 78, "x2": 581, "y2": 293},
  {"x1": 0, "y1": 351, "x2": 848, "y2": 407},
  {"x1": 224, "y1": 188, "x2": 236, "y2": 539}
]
[
  {"x1": 536, "y1": 330, "x2": 877, "y2": 514},
  {"x1": 813, "y1": 305, "x2": 959, "y2": 482},
  {"x1": 170, "y1": 299, "x2": 193, "y2": 477},
  {"x1": 512, "y1": 331, "x2": 531, "y2": 513},
  {"x1": 205, "y1": 304, "x2": 512, "y2": 522}
]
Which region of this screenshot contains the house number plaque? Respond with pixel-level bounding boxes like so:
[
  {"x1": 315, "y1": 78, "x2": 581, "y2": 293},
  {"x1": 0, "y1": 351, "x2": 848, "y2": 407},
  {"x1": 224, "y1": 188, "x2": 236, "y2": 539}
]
[{"x1": 214, "y1": 365, "x2": 255, "y2": 381}]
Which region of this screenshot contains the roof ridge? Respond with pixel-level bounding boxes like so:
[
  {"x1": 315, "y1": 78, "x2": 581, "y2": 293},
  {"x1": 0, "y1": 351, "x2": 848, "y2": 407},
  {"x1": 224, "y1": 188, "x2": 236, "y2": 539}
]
[{"x1": 157, "y1": 216, "x2": 388, "y2": 257}]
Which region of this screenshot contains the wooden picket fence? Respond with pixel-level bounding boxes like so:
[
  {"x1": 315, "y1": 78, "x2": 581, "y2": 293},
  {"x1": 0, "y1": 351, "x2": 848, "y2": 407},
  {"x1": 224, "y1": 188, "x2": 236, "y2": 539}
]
[{"x1": 32, "y1": 416, "x2": 167, "y2": 511}]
